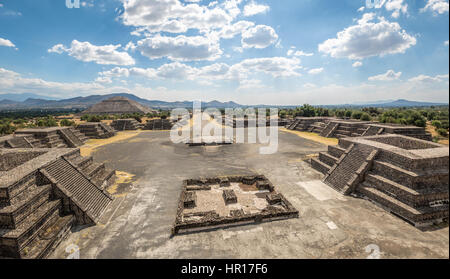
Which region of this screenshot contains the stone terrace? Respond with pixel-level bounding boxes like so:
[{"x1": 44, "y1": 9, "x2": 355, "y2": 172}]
[
  {"x1": 111, "y1": 119, "x2": 143, "y2": 131},
  {"x1": 288, "y1": 117, "x2": 432, "y2": 141},
  {"x1": 311, "y1": 134, "x2": 448, "y2": 227},
  {"x1": 77, "y1": 122, "x2": 116, "y2": 139},
  {"x1": 0, "y1": 127, "x2": 88, "y2": 149},
  {"x1": 0, "y1": 148, "x2": 115, "y2": 258}
]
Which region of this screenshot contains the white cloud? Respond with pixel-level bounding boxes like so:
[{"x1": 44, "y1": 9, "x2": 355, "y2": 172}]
[
  {"x1": 352, "y1": 61, "x2": 363, "y2": 67},
  {"x1": 0, "y1": 37, "x2": 15, "y2": 48},
  {"x1": 445, "y1": 40, "x2": 449, "y2": 46},
  {"x1": 384, "y1": 0, "x2": 408, "y2": 18},
  {"x1": 48, "y1": 40, "x2": 135, "y2": 65},
  {"x1": 319, "y1": 13, "x2": 416, "y2": 60},
  {"x1": 287, "y1": 47, "x2": 313, "y2": 57},
  {"x1": 421, "y1": 0, "x2": 449, "y2": 14},
  {"x1": 368, "y1": 69, "x2": 402, "y2": 81},
  {"x1": 98, "y1": 56, "x2": 302, "y2": 84},
  {"x1": 243, "y1": 1, "x2": 270, "y2": 17},
  {"x1": 0, "y1": 3, "x2": 3, "y2": 8},
  {"x1": 0, "y1": 67, "x2": 118, "y2": 97},
  {"x1": 357, "y1": 6, "x2": 365, "y2": 12},
  {"x1": 135, "y1": 34, "x2": 222, "y2": 61},
  {"x1": 308, "y1": 68, "x2": 324, "y2": 75},
  {"x1": 241, "y1": 25, "x2": 278, "y2": 49},
  {"x1": 212, "y1": 20, "x2": 254, "y2": 39},
  {"x1": 408, "y1": 74, "x2": 449, "y2": 83},
  {"x1": 119, "y1": 0, "x2": 242, "y2": 34}
]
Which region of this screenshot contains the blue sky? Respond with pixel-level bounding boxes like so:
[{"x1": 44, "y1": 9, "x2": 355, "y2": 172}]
[{"x1": 0, "y1": 0, "x2": 448, "y2": 105}]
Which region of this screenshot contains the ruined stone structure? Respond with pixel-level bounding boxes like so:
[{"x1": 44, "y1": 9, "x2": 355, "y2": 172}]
[
  {"x1": 288, "y1": 117, "x2": 432, "y2": 141},
  {"x1": 143, "y1": 119, "x2": 174, "y2": 130},
  {"x1": 110, "y1": 119, "x2": 143, "y2": 131},
  {"x1": 82, "y1": 96, "x2": 155, "y2": 115},
  {"x1": 311, "y1": 134, "x2": 448, "y2": 227},
  {"x1": 0, "y1": 148, "x2": 115, "y2": 258},
  {"x1": 224, "y1": 117, "x2": 288, "y2": 128},
  {"x1": 0, "y1": 127, "x2": 88, "y2": 149},
  {"x1": 77, "y1": 122, "x2": 116, "y2": 139},
  {"x1": 172, "y1": 175, "x2": 299, "y2": 235}
]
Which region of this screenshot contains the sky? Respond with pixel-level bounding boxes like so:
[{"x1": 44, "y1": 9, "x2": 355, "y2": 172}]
[{"x1": 0, "y1": 0, "x2": 448, "y2": 105}]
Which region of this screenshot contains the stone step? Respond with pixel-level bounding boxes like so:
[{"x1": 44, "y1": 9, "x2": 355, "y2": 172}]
[
  {"x1": 91, "y1": 169, "x2": 116, "y2": 190},
  {"x1": 21, "y1": 214, "x2": 73, "y2": 259},
  {"x1": 0, "y1": 200, "x2": 61, "y2": 258},
  {"x1": 357, "y1": 184, "x2": 449, "y2": 226},
  {"x1": 0, "y1": 185, "x2": 52, "y2": 229},
  {"x1": 372, "y1": 161, "x2": 448, "y2": 189},
  {"x1": 328, "y1": 145, "x2": 345, "y2": 158},
  {"x1": 365, "y1": 173, "x2": 449, "y2": 207},
  {"x1": 7, "y1": 175, "x2": 37, "y2": 204},
  {"x1": 319, "y1": 152, "x2": 339, "y2": 166},
  {"x1": 311, "y1": 157, "x2": 331, "y2": 175}
]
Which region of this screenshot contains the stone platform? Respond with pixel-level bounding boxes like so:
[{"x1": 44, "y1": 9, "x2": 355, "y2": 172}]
[
  {"x1": 0, "y1": 127, "x2": 88, "y2": 149},
  {"x1": 288, "y1": 117, "x2": 432, "y2": 141},
  {"x1": 0, "y1": 148, "x2": 115, "y2": 258},
  {"x1": 77, "y1": 122, "x2": 116, "y2": 139},
  {"x1": 111, "y1": 119, "x2": 143, "y2": 131},
  {"x1": 172, "y1": 175, "x2": 299, "y2": 235},
  {"x1": 311, "y1": 134, "x2": 448, "y2": 227}
]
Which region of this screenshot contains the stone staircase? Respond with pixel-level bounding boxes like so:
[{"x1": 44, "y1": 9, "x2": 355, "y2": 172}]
[
  {"x1": 323, "y1": 144, "x2": 378, "y2": 194},
  {"x1": 41, "y1": 157, "x2": 114, "y2": 224},
  {"x1": 311, "y1": 135, "x2": 448, "y2": 227},
  {"x1": 64, "y1": 150, "x2": 116, "y2": 190},
  {"x1": 0, "y1": 148, "x2": 116, "y2": 258},
  {"x1": 362, "y1": 126, "x2": 384, "y2": 137},
  {"x1": 77, "y1": 123, "x2": 116, "y2": 139},
  {"x1": 58, "y1": 128, "x2": 85, "y2": 147},
  {"x1": 320, "y1": 122, "x2": 338, "y2": 138},
  {"x1": 0, "y1": 173, "x2": 74, "y2": 259},
  {"x1": 111, "y1": 119, "x2": 144, "y2": 131}
]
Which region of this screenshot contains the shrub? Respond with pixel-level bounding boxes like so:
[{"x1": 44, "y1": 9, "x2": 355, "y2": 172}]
[
  {"x1": 360, "y1": 113, "x2": 371, "y2": 121},
  {"x1": 60, "y1": 119, "x2": 75, "y2": 126},
  {"x1": 437, "y1": 128, "x2": 448, "y2": 137}
]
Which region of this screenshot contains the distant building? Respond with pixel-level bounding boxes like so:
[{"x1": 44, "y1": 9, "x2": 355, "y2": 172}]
[{"x1": 82, "y1": 96, "x2": 156, "y2": 115}]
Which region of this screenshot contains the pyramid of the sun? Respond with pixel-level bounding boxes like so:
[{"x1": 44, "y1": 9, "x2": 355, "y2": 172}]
[{"x1": 83, "y1": 96, "x2": 153, "y2": 114}]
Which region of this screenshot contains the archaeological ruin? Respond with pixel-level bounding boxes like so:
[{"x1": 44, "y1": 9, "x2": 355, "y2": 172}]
[
  {"x1": 288, "y1": 117, "x2": 432, "y2": 140},
  {"x1": 172, "y1": 175, "x2": 299, "y2": 235},
  {"x1": 77, "y1": 122, "x2": 116, "y2": 139},
  {"x1": 311, "y1": 134, "x2": 448, "y2": 227},
  {"x1": 82, "y1": 96, "x2": 155, "y2": 115},
  {"x1": 111, "y1": 119, "x2": 144, "y2": 131},
  {"x1": 144, "y1": 119, "x2": 174, "y2": 130},
  {"x1": 0, "y1": 127, "x2": 88, "y2": 149},
  {"x1": 0, "y1": 147, "x2": 115, "y2": 258}
]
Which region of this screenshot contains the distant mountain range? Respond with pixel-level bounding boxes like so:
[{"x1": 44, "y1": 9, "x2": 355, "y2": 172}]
[{"x1": 0, "y1": 93, "x2": 447, "y2": 111}]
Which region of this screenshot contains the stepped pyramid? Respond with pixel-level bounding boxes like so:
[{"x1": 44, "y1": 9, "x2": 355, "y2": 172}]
[
  {"x1": 311, "y1": 134, "x2": 448, "y2": 227},
  {"x1": 0, "y1": 148, "x2": 115, "y2": 258},
  {"x1": 83, "y1": 96, "x2": 154, "y2": 115}
]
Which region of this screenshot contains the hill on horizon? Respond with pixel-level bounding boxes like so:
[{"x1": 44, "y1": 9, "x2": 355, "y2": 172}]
[{"x1": 0, "y1": 93, "x2": 447, "y2": 111}]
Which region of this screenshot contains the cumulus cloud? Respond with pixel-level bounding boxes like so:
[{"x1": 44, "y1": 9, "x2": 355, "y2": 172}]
[
  {"x1": 420, "y1": 0, "x2": 449, "y2": 15},
  {"x1": 408, "y1": 74, "x2": 449, "y2": 83},
  {"x1": 135, "y1": 34, "x2": 222, "y2": 61},
  {"x1": 318, "y1": 13, "x2": 416, "y2": 60},
  {"x1": 243, "y1": 1, "x2": 270, "y2": 16},
  {"x1": 0, "y1": 67, "x2": 116, "y2": 96},
  {"x1": 445, "y1": 40, "x2": 449, "y2": 46},
  {"x1": 0, "y1": 37, "x2": 15, "y2": 48},
  {"x1": 368, "y1": 69, "x2": 402, "y2": 81},
  {"x1": 119, "y1": 0, "x2": 243, "y2": 34},
  {"x1": 98, "y1": 56, "x2": 302, "y2": 84},
  {"x1": 287, "y1": 47, "x2": 313, "y2": 57},
  {"x1": 308, "y1": 68, "x2": 324, "y2": 75},
  {"x1": 241, "y1": 25, "x2": 278, "y2": 49},
  {"x1": 48, "y1": 40, "x2": 135, "y2": 65},
  {"x1": 384, "y1": 0, "x2": 408, "y2": 18},
  {"x1": 352, "y1": 61, "x2": 363, "y2": 67}
]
